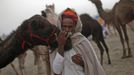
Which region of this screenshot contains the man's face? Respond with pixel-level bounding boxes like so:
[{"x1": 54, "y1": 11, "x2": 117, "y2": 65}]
[
  {"x1": 61, "y1": 18, "x2": 75, "y2": 51},
  {"x1": 62, "y1": 18, "x2": 76, "y2": 33}
]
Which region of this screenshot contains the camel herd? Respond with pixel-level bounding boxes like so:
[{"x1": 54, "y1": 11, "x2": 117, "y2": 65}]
[
  {"x1": 0, "y1": 0, "x2": 134, "y2": 75},
  {"x1": 89, "y1": 0, "x2": 134, "y2": 58}
]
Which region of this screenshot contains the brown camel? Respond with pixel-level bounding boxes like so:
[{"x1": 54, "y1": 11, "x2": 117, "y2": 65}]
[
  {"x1": 0, "y1": 35, "x2": 27, "y2": 75},
  {"x1": 89, "y1": 0, "x2": 134, "y2": 58},
  {"x1": 12, "y1": 6, "x2": 58, "y2": 75},
  {"x1": 14, "y1": 4, "x2": 59, "y2": 75},
  {"x1": 0, "y1": 34, "x2": 48, "y2": 75},
  {"x1": 80, "y1": 14, "x2": 111, "y2": 65},
  {"x1": 0, "y1": 14, "x2": 59, "y2": 75},
  {"x1": 13, "y1": 5, "x2": 58, "y2": 75}
]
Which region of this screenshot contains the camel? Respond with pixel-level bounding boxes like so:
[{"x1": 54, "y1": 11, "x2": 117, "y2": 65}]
[
  {"x1": 32, "y1": 4, "x2": 59, "y2": 75},
  {"x1": 3, "y1": 4, "x2": 58, "y2": 75},
  {"x1": 0, "y1": 33, "x2": 48, "y2": 75},
  {"x1": 89, "y1": 0, "x2": 134, "y2": 58},
  {"x1": 80, "y1": 14, "x2": 111, "y2": 65},
  {"x1": 10, "y1": 4, "x2": 59, "y2": 75},
  {"x1": 0, "y1": 9, "x2": 51, "y2": 75},
  {"x1": 0, "y1": 14, "x2": 60, "y2": 75},
  {"x1": 0, "y1": 32, "x2": 27, "y2": 75},
  {"x1": 0, "y1": 4, "x2": 58, "y2": 75}
]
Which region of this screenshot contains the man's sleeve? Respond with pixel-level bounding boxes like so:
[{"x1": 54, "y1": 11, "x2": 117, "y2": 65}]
[{"x1": 52, "y1": 52, "x2": 64, "y2": 74}]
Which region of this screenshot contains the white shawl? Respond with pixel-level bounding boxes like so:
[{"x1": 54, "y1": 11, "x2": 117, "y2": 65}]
[{"x1": 71, "y1": 32, "x2": 106, "y2": 75}]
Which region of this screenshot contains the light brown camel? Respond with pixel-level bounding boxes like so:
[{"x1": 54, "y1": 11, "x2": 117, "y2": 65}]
[{"x1": 89, "y1": 0, "x2": 134, "y2": 58}]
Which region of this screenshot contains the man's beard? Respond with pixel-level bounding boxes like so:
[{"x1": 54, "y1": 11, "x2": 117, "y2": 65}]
[{"x1": 64, "y1": 37, "x2": 72, "y2": 52}]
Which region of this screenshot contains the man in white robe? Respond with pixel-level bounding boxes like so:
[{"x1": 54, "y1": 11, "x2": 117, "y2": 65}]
[{"x1": 52, "y1": 8, "x2": 106, "y2": 75}]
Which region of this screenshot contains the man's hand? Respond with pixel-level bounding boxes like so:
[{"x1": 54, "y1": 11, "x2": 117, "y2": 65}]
[
  {"x1": 71, "y1": 53, "x2": 84, "y2": 66},
  {"x1": 57, "y1": 31, "x2": 67, "y2": 56}
]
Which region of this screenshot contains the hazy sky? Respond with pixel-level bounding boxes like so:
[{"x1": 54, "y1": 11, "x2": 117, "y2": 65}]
[{"x1": 0, "y1": 0, "x2": 119, "y2": 35}]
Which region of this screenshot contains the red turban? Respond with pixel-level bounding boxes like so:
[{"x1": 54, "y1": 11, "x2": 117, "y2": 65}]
[{"x1": 62, "y1": 8, "x2": 78, "y2": 25}]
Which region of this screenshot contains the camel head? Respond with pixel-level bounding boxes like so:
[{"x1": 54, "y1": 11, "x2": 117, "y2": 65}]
[
  {"x1": 45, "y1": 3, "x2": 55, "y2": 14},
  {"x1": 88, "y1": 0, "x2": 102, "y2": 6},
  {"x1": 41, "y1": 4, "x2": 55, "y2": 17}
]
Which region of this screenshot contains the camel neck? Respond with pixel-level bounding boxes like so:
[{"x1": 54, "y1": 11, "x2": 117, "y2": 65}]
[{"x1": 94, "y1": 3, "x2": 107, "y2": 21}]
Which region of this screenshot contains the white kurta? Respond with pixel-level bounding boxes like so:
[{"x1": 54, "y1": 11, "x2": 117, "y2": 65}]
[
  {"x1": 52, "y1": 32, "x2": 106, "y2": 75},
  {"x1": 53, "y1": 49, "x2": 84, "y2": 75}
]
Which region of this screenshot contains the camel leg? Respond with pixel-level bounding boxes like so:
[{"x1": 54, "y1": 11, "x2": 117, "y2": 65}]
[
  {"x1": 121, "y1": 25, "x2": 132, "y2": 57},
  {"x1": 41, "y1": 46, "x2": 49, "y2": 62},
  {"x1": 33, "y1": 50, "x2": 38, "y2": 65},
  {"x1": 37, "y1": 54, "x2": 44, "y2": 75},
  {"x1": 116, "y1": 26, "x2": 127, "y2": 58},
  {"x1": 18, "y1": 52, "x2": 27, "y2": 75},
  {"x1": 100, "y1": 38, "x2": 111, "y2": 64},
  {"x1": 0, "y1": 58, "x2": 24, "y2": 75},
  {"x1": 10, "y1": 63, "x2": 20, "y2": 75},
  {"x1": 33, "y1": 45, "x2": 51, "y2": 75},
  {"x1": 95, "y1": 40, "x2": 104, "y2": 65},
  {"x1": 33, "y1": 47, "x2": 43, "y2": 75},
  {"x1": 33, "y1": 46, "x2": 43, "y2": 75},
  {"x1": 41, "y1": 46, "x2": 51, "y2": 75}
]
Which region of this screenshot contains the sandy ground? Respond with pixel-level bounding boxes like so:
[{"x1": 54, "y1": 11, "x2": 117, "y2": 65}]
[
  {"x1": 92, "y1": 27, "x2": 134, "y2": 75},
  {"x1": 128, "y1": 20, "x2": 134, "y2": 32},
  {"x1": 0, "y1": 27, "x2": 134, "y2": 75}
]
